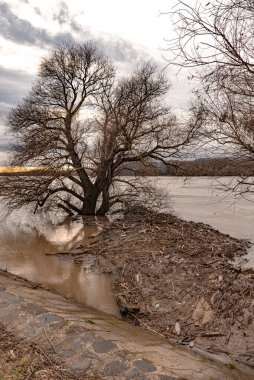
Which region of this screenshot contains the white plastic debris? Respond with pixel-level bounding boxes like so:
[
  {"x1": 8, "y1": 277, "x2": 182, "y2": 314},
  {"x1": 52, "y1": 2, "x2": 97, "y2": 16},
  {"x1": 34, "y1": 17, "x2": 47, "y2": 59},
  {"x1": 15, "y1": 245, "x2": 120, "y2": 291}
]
[
  {"x1": 175, "y1": 322, "x2": 181, "y2": 335},
  {"x1": 135, "y1": 273, "x2": 142, "y2": 284}
]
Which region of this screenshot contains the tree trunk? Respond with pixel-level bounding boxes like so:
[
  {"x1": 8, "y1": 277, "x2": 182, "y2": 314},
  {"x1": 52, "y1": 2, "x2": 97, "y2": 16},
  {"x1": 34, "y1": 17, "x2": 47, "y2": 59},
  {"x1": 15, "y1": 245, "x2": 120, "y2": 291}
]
[
  {"x1": 81, "y1": 192, "x2": 99, "y2": 215},
  {"x1": 96, "y1": 189, "x2": 110, "y2": 215}
]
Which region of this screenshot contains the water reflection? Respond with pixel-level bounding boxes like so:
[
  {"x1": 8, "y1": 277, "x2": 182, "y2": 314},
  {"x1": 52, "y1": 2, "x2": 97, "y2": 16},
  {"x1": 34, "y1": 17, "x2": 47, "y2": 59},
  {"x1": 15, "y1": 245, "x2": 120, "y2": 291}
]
[{"x1": 0, "y1": 211, "x2": 120, "y2": 317}]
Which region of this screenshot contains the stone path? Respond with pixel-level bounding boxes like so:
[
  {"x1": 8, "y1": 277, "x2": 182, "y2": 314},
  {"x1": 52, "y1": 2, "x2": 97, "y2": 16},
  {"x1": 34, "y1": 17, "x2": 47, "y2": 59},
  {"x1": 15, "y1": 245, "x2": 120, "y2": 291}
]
[{"x1": 0, "y1": 270, "x2": 253, "y2": 380}]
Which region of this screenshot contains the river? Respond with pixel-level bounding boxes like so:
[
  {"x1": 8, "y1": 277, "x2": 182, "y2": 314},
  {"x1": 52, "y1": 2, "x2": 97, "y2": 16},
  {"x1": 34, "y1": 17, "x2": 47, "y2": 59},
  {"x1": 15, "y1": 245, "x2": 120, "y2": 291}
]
[
  {"x1": 158, "y1": 176, "x2": 254, "y2": 267},
  {"x1": 0, "y1": 176, "x2": 253, "y2": 316}
]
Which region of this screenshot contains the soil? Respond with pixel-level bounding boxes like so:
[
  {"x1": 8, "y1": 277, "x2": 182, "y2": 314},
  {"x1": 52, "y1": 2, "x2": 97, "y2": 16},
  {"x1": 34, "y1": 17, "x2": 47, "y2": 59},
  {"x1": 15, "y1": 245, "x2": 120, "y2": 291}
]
[
  {"x1": 0, "y1": 324, "x2": 101, "y2": 380},
  {"x1": 65, "y1": 208, "x2": 254, "y2": 366}
]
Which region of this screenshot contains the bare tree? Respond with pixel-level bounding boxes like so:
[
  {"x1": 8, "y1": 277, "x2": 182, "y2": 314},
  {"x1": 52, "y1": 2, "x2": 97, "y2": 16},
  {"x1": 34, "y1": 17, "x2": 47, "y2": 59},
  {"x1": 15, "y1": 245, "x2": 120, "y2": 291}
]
[
  {"x1": 168, "y1": 0, "x2": 254, "y2": 193},
  {"x1": 1, "y1": 42, "x2": 199, "y2": 216}
]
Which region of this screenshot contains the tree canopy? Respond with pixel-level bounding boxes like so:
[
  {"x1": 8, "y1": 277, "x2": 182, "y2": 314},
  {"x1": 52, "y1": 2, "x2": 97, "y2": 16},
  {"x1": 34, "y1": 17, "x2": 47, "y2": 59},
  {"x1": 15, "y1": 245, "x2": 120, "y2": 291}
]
[
  {"x1": 1, "y1": 42, "x2": 200, "y2": 216},
  {"x1": 169, "y1": 0, "x2": 254, "y2": 193}
]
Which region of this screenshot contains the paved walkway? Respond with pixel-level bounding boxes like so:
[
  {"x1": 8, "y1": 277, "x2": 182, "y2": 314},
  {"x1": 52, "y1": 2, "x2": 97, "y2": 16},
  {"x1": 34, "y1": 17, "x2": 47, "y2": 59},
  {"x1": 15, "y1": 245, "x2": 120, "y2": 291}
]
[{"x1": 0, "y1": 271, "x2": 253, "y2": 380}]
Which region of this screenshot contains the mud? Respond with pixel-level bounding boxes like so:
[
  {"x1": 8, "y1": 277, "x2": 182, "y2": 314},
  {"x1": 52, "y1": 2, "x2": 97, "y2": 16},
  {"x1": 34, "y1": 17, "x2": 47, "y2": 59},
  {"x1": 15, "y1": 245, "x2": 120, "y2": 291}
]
[{"x1": 66, "y1": 208, "x2": 254, "y2": 366}]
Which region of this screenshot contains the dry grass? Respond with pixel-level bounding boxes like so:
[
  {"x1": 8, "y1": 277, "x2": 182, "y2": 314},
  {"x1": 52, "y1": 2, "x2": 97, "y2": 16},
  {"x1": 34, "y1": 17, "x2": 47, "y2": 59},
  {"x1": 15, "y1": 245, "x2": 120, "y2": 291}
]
[{"x1": 0, "y1": 324, "x2": 101, "y2": 380}]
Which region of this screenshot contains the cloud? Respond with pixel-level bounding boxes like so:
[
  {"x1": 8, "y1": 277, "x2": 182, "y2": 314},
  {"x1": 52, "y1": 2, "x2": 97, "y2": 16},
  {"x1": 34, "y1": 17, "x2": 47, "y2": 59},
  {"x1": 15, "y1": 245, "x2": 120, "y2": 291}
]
[
  {"x1": 0, "y1": 66, "x2": 33, "y2": 105},
  {"x1": 0, "y1": 141, "x2": 11, "y2": 152},
  {"x1": 70, "y1": 20, "x2": 83, "y2": 34},
  {"x1": 52, "y1": 2, "x2": 84, "y2": 36},
  {"x1": 97, "y1": 35, "x2": 148, "y2": 64},
  {"x1": 0, "y1": 122, "x2": 12, "y2": 163},
  {"x1": 0, "y1": 151, "x2": 8, "y2": 165},
  {"x1": 0, "y1": 2, "x2": 75, "y2": 47},
  {"x1": 34, "y1": 7, "x2": 41, "y2": 16},
  {"x1": 0, "y1": 66, "x2": 34, "y2": 155},
  {"x1": 0, "y1": 1, "x2": 148, "y2": 65},
  {"x1": 0, "y1": 2, "x2": 49, "y2": 46},
  {"x1": 52, "y1": 2, "x2": 83, "y2": 33},
  {"x1": 0, "y1": 102, "x2": 10, "y2": 124},
  {"x1": 53, "y1": 1, "x2": 69, "y2": 25},
  {"x1": 0, "y1": 100, "x2": 18, "y2": 161}
]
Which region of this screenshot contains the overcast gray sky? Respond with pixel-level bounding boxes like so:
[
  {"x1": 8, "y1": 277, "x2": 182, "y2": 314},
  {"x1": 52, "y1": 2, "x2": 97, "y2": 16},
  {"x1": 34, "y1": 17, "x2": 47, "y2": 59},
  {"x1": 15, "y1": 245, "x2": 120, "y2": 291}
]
[{"x1": 0, "y1": 0, "x2": 199, "y2": 165}]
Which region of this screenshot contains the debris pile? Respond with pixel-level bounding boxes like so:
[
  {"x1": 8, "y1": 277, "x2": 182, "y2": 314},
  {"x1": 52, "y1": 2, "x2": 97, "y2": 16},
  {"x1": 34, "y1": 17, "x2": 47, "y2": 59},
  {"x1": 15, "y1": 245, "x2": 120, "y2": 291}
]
[{"x1": 69, "y1": 209, "x2": 254, "y2": 365}]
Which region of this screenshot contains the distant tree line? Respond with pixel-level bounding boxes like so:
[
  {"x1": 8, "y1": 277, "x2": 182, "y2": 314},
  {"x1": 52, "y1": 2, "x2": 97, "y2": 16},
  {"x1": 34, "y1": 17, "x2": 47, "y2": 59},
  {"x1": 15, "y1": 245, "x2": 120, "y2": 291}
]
[
  {"x1": 1, "y1": 157, "x2": 252, "y2": 178},
  {"x1": 119, "y1": 158, "x2": 254, "y2": 177}
]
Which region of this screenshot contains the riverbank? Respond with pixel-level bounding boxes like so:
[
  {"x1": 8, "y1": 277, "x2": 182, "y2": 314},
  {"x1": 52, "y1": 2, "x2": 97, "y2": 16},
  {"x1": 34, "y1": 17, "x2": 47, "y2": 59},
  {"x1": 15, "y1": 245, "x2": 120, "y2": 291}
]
[
  {"x1": 2, "y1": 269, "x2": 252, "y2": 380},
  {"x1": 64, "y1": 208, "x2": 254, "y2": 366}
]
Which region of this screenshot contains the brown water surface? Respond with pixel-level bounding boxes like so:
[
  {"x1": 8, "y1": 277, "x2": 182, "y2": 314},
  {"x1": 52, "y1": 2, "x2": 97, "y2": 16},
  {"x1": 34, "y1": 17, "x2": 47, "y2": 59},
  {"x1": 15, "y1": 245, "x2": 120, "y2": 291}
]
[{"x1": 0, "y1": 211, "x2": 120, "y2": 317}]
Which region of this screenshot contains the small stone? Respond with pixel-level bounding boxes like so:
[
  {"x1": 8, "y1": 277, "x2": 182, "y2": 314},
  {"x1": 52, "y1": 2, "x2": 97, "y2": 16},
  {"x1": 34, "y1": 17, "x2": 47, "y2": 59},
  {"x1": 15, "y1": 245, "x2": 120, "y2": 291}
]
[
  {"x1": 0, "y1": 301, "x2": 8, "y2": 308},
  {"x1": 67, "y1": 340, "x2": 83, "y2": 351},
  {"x1": 126, "y1": 368, "x2": 140, "y2": 379},
  {"x1": 157, "y1": 375, "x2": 178, "y2": 380},
  {"x1": 62, "y1": 350, "x2": 74, "y2": 358},
  {"x1": 25, "y1": 303, "x2": 47, "y2": 315},
  {"x1": 49, "y1": 320, "x2": 67, "y2": 329},
  {"x1": 68, "y1": 358, "x2": 90, "y2": 373},
  {"x1": 126, "y1": 368, "x2": 148, "y2": 379},
  {"x1": 80, "y1": 331, "x2": 95, "y2": 342},
  {"x1": 103, "y1": 360, "x2": 128, "y2": 376},
  {"x1": 67, "y1": 325, "x2": 85, "y2": 335},
  {"x1": 0, "y1": 309, "x2": 18, "y2": 320},
  {"x1": 43, "y1": 313, "x2": 64, "y2": 324},
  {"x1": 0, "y1": 291, "x2": 17, "y2": 302},
  {"x1": 133, "y1": 359, "x2": 157, "y2": 372},
  {"x1": 116, "y1": 350, "x2": 128, "y2": 360},
  {"x1": 192, "y1": 297, "x2": 214, "y2": 325},
  {"x1": 92, "y1": 337, "x2": 117, "y2": 353},
  {"x1": 81, "y1": 350, "x2": 101, "y2": 361}
]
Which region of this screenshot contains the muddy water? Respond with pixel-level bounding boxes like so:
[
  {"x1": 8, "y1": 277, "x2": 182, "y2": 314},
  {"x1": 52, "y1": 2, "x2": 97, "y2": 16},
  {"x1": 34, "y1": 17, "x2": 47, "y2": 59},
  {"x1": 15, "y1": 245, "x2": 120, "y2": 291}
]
[
  {"x1": 0, "y1": 210, "x2": 120, "y2": 316},
  {"x1": 157, "y1": 176, "x2": 254, "y2": 267}
]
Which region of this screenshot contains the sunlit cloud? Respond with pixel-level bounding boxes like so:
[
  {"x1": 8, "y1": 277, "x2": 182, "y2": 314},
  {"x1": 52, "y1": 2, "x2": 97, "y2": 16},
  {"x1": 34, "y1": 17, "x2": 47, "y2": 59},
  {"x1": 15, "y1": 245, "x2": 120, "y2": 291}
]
[{"x1": 0, "y1": 2, "x2": 76, "y2": 47}]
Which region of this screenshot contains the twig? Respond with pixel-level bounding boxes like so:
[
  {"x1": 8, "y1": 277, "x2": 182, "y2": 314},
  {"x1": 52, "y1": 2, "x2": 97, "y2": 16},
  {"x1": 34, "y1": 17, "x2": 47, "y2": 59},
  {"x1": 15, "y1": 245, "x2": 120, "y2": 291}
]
[
  {"x1": 36, "y1": 345, "x2": 54, "y2": 365},
  {"x1": 216, "y1": 269, "x2": 241, "y2": 314},
  {"x1": 129, "y1": 313, "x2": 166, "y2": 338},
  {"x1": 200, "y1": 332, "x2": 225, "y2": 338},
  {"x1": 46, "y1": 251, "x2": 71, "y2": 256},
  {"x1": 121, "y1": 264, "x2": 126, "y2": 278},
  {"x1": 225, "y1": 313, "x2": 234, "y2": 345},
  {"x1": 43, "y1": 327, "x2": 57, "y2": 353},
  {"x1": 171, "y1": 280, "x2": 175, "y2": 296},
  {"x1": 25, "y1": 369, "x2": 37, "y2": 380}
]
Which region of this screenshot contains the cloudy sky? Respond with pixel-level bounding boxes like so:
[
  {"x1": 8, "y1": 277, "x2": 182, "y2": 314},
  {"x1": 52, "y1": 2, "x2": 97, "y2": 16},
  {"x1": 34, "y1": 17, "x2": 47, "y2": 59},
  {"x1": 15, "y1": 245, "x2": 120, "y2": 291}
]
[{"x1": 0, "y1": 0, "x2": 198, "y2": 165}]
